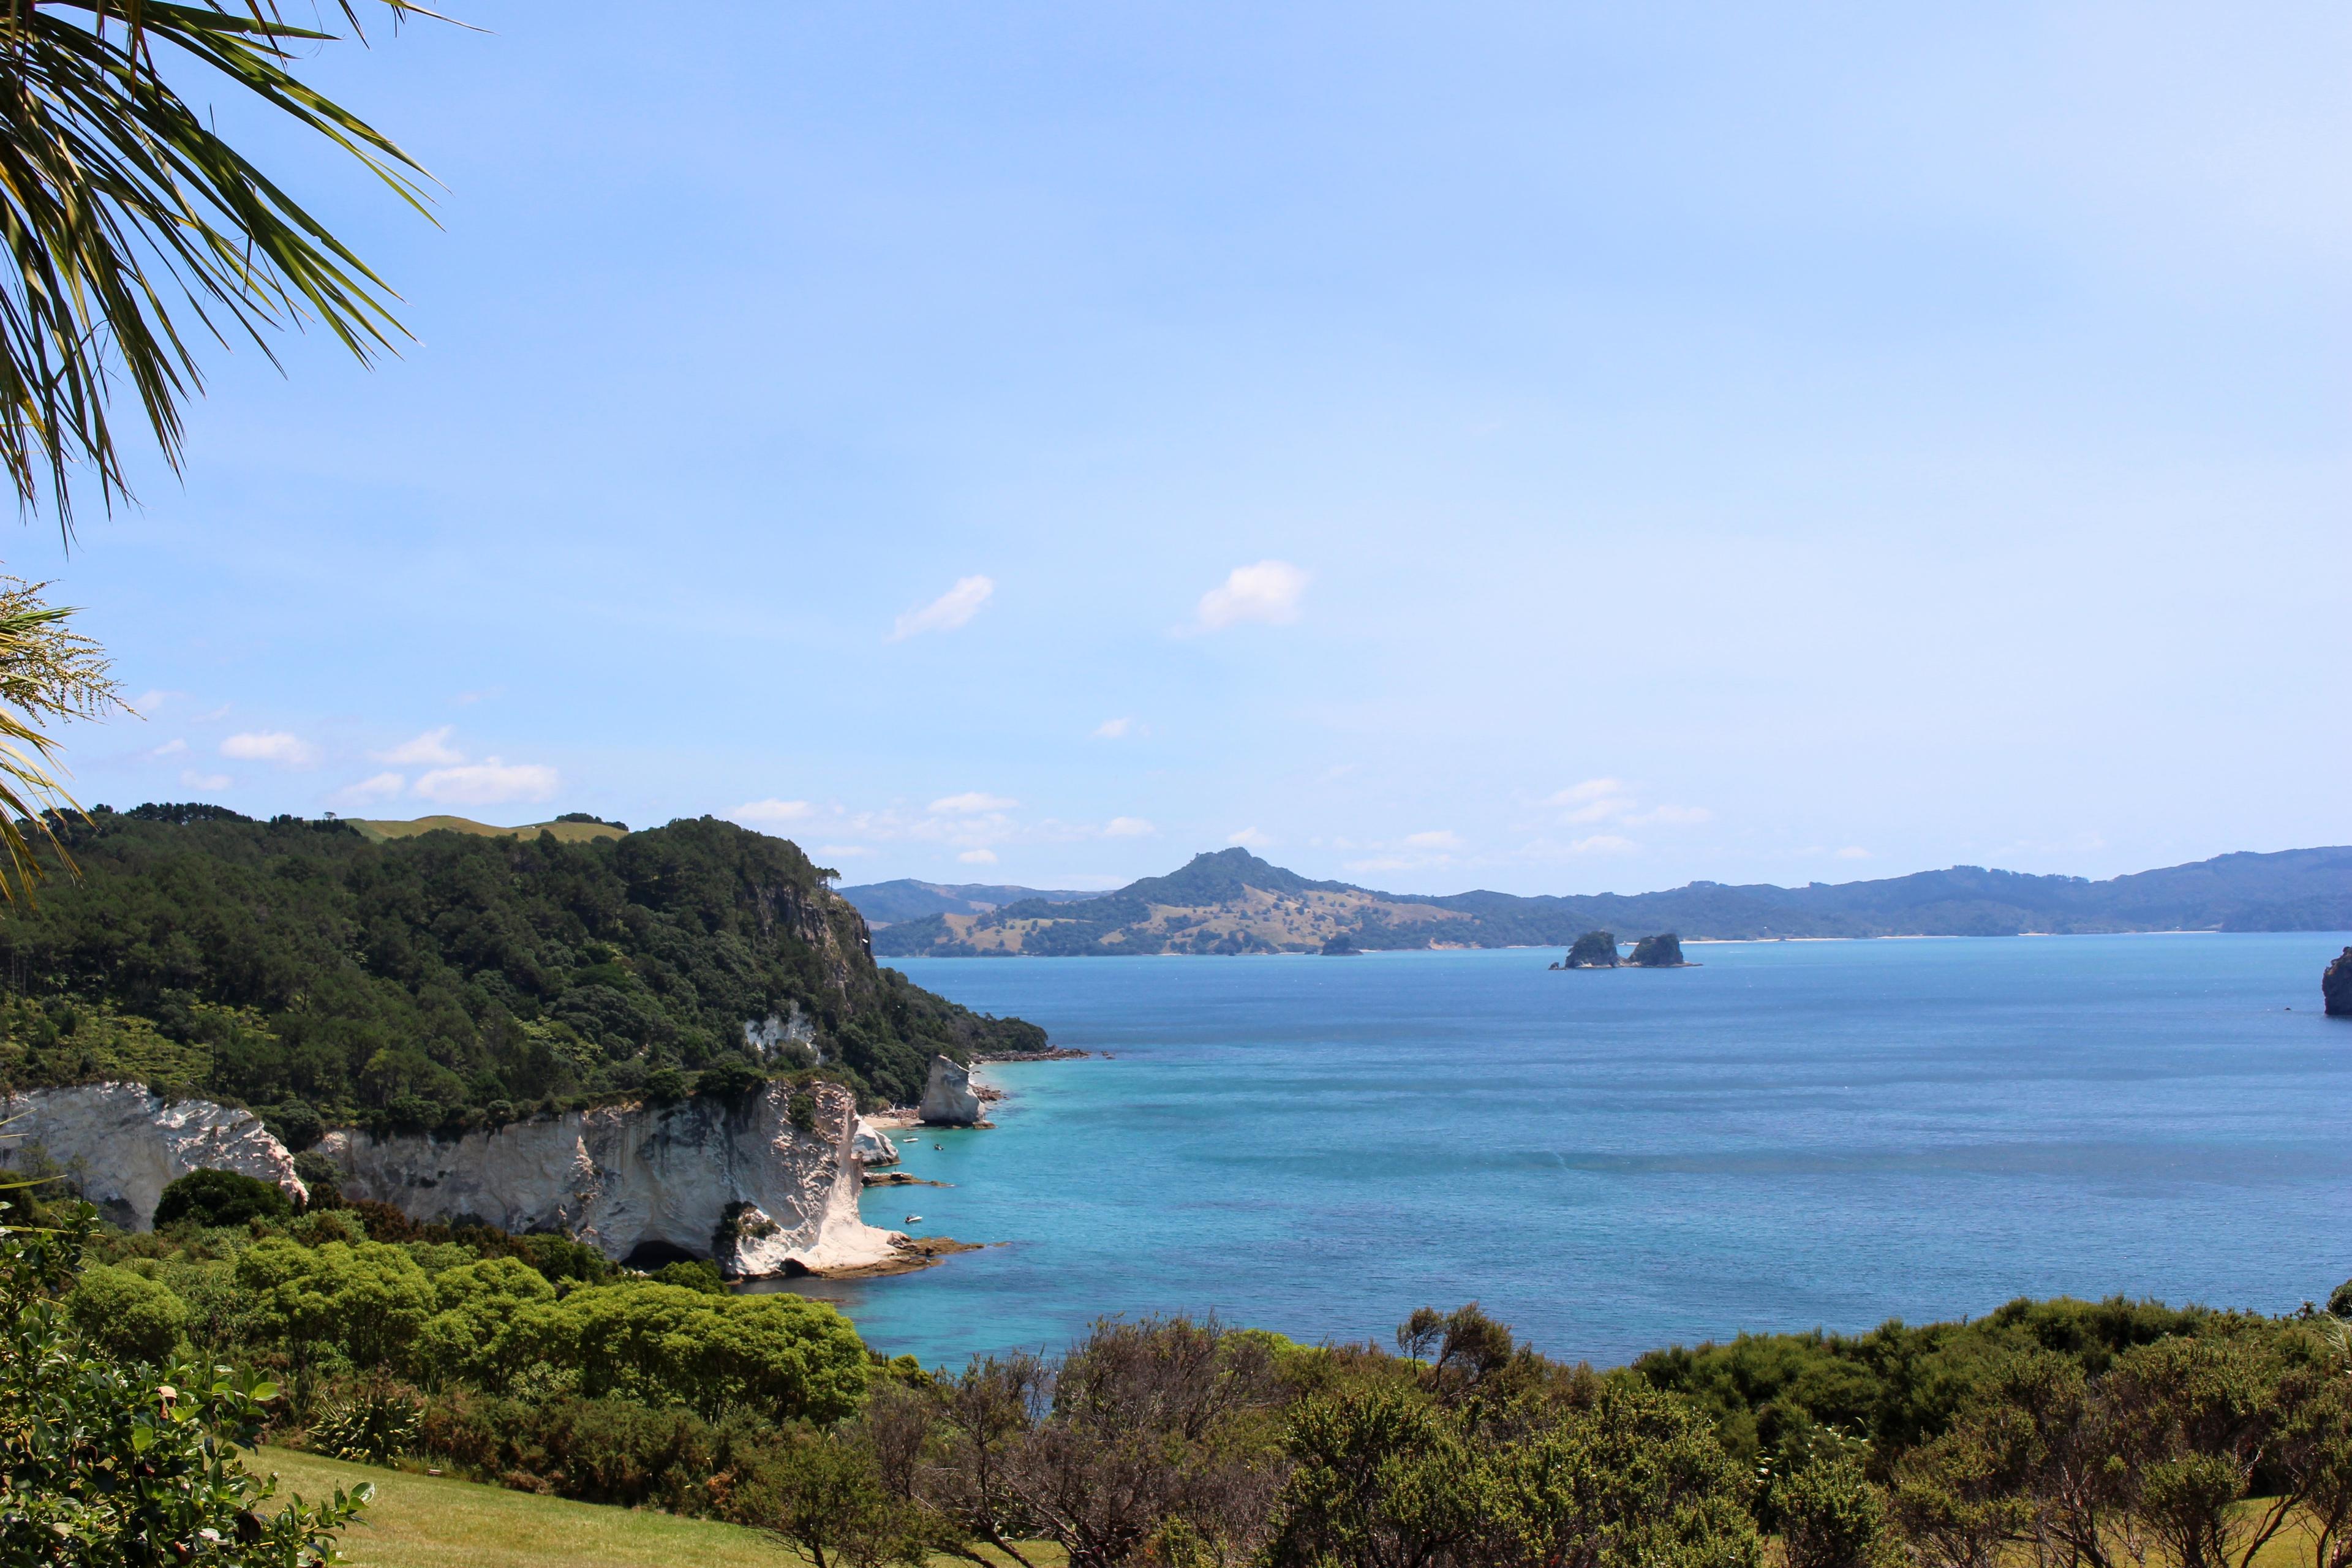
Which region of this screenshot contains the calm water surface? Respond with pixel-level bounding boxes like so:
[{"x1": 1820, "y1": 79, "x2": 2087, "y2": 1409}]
[{"x1": 775, "y1": 936, "x2": 2352, "y2": 1370}]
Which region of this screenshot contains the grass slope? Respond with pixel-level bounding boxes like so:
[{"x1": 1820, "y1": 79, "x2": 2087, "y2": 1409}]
[
  {"x1": 254, "y1": 1448, "x2": 791, "y2": 1568},
  {"x1": 348, "y1": 815, "x2": 627, "y2": 845},
  {"x1": 256, "y1": 1449, "x2": 1069, "y2": 1568}
]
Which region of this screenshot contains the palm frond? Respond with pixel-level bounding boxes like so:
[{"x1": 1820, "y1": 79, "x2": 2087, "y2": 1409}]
[
  {"x1": 0, "y1": 571, "x2": 123, "y2": 901},
  {"x1": 0, "y1": 0, "x2": 435, "y2": 531}
]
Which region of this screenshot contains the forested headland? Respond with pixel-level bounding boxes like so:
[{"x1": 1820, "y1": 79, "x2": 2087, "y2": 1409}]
[{"x1": 0, "y1": 806, "x2": 1042, "y2": 1137}]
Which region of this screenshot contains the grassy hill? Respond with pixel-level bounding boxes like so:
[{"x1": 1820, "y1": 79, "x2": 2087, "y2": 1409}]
[
  {"x1": 348, "y1": 815, "x2": 628, "y2": 845},
  {"x1": 257, "y1": 1449, "x2": 794, "y2": 1568},
  {"x1": 257, "y1": 1449, "x2": 1066, "y2": 1568},
  {"x1": 872, "y1": 845, "x2": 2352, "y2": 956}
]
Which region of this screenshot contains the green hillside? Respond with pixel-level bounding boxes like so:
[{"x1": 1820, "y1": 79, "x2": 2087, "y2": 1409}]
[{"x1": 0, "y1": 805, "x2": 1044, "y2": 1131}]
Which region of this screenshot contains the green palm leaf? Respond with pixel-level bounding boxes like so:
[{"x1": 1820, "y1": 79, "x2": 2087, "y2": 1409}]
[{"x1": 0, "y1": 0, "x2": 434, "y2": 528}]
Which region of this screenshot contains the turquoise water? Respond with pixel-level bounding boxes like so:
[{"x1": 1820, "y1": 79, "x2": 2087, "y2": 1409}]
[{"x1": 779, "y1": 936, "x2": 2352, "y2": 1370}]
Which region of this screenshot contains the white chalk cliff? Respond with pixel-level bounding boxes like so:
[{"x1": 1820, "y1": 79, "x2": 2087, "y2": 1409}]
[
  {"x1": 2, "y1": 1080, "x2": 902, "y2": 1278},
  {"x1": 918, "y1": 1054, "x2": 981, "y2": 1126},
  {"x1": 0, "y1": 1082, "x2": 307, "y2": 1225}
]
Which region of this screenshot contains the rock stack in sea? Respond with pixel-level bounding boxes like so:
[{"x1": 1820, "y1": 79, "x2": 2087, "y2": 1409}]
[
  {"x1": 2326, "y1": 946, "x2": 2352, "y2": 1017},
  {"x1": 1627, "y1": 932, "x2": 1687, "y2": 967},
  {"x1": 919, "y1": 1054, "x2": 982, "y2": 1126},
  {"x1": 1555, "y1": 930, "x2": 1619, "y2": 969}
]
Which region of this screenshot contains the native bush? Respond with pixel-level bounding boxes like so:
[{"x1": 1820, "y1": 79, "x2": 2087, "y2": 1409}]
[{"x1": 154, "y1": 1167, "x2": 293, "y2": 1229}]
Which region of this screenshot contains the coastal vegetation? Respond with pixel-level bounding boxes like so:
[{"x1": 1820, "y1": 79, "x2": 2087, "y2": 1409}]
[
  {"x1": 0, "y1": 807, "x2": 1043, "y2": 1132},
  {"x1": 865, "y1": 847, "x2": 2352, "y2": 956},
  {"x1": 12, "y1": 1161, "x2": 2352, "y2": 1568}
]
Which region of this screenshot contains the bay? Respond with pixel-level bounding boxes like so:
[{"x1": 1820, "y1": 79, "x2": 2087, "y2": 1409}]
[{"x1": 775, "y1": 935, "x2": 2352, "y2": 1371}]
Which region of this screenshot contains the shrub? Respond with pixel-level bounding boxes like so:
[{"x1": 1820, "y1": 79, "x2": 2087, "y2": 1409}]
[
  {"x1": 154, "y1": 1166, "x2": 293, "y2": 1228},
  {"x1": 2329, "y1": 1278, "x2": 2352, "y2": 1319},
  {"x1": 64, "y1": 1263, "x2": 189, "y2": 1363},
  {"x1": 510, "y1": 1281, "x2": 870, "y2": 1421},
  {"x1": 312, "y1": 1378, "x2": 426, "y2": 1464},
  {"x1": 1774, "y1": 1453, "x2": 1902, "y2": 1568},
  {"x1": 235, "y1": 1236, "x2": 436, "y2": 1368}
]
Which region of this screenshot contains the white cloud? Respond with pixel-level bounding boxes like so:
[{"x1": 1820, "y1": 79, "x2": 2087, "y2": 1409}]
[
  {"x1": 1104, "y1": 816, "x2": 1156, "y2": 837},
  {"x1": 1093, "y1": 717, "x2": 1136, "y2": 739},
  {"x1": 1569, "y1": 834, "x2": 1639, "y2": 856},
  {"x1": 342, "y1": 772, "x2": 407, "y2": 802},
  {"x1": 413, "y1": 758, "x2": 559, "y2": 807},
  {"x1": 1191, "y1": 560, "x2": 1308, "y2": 631},
  {"x1": 818, "y1": 844, "x2": 872, "y2": 858},
  {"x1": 1549, "y1": 778, "x2": 1626, "y2": 806},
  {"x1": 891, "y1": 575, "x2": 995, "y2": 641},
  {"x1": 734, "y1": 798, "x2": 815, "y2": 826},
  {"x1": 377, "y1": 726, "x2": 465, "y2": 766},
  {"x1": 148, "y1": 738, "x2": 188, "y2": 759},
  {"x1": 192, "y1": 704, "x2": 232, "y2": 722},
  {"x1": 1227, "y1": 827, "x2": 1273, "y2": 849},
  {"x1": 1835, "y1": 846, "x2": 1871, "y2": 859},
  {"x1": 930, "y1": 791, "x2": 1017, "y2": 815},
  {"x1": 959, "y1": 848, "x2": 999, "y2": 865},
  {"x1": 1547, "y1": 779, "x2": 1711, "y2": 830},
  {"x1": 181, "y1": 769, "x2": 232, "y2": 791},
  {"x1": 1403, "y1": 829, "x2": 1462, "y2": 851},
  {"x1": 221, "y1": 731, "x2": 317, "y2": 767},
  {"x1": 1344, "y1": 857, "x2": 1414, "y2": 874}
]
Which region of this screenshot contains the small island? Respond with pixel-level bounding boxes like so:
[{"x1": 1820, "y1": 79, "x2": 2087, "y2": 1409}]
[
  {"x1": 1627, "y1": 932, "x2": 1696, "y2": 967},
  {"x1": 2326, "y1": 946, "x2": 2352, "y2": 1016},
  {"x1": 1551, "y1": 930, "x2": 1619, "y2": 969}
]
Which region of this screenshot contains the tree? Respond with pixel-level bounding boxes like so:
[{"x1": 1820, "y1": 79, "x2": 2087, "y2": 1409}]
[{"x1": 154, "y1": 1166, "x2": 295, "y2": 1228}]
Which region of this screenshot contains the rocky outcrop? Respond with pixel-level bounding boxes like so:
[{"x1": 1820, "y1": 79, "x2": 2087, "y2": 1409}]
[
  {"x1": 853, "y1": 1117, "x2": 900, "y2": 1167},
  {"x1": 0, "y1": 1083, "x2": 306, "y2": 1229},
  {"x1": 918, "y1": 1055, "x2": 981, "y2": 1126},
  {"x1": 320, "y1": 1081, "x2": 900, "y2": 1277},
  {"x1": 1555, "y1": 930, "x2": 1619, "y2": 969},
  {"x1": 2326, "y1": 947, "x2": 2352, "y2": 1017},
  {"x1": 1627, "y1": 932, "x2": 1687, "y2": 967}
]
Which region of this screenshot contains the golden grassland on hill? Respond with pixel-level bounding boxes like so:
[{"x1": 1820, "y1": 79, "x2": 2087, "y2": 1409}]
[{"x1": 346, "y1": 816, "x2": 627, "y2": 845}]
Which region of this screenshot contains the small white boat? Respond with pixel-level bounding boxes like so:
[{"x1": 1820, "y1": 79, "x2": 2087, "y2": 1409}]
[{"x1": 905, "y1": 1215, "x2": 922, "y2": 1223}]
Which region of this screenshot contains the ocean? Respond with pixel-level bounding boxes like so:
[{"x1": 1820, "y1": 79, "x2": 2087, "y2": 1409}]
[{"x1": 772, "y1": 935, "x2": 2352, "y2": 1371}]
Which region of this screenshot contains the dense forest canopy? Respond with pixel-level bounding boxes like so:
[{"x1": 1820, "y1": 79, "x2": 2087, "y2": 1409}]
[{"x1": 0, "y1": 807, "x2": 1042, "y2": 1136}]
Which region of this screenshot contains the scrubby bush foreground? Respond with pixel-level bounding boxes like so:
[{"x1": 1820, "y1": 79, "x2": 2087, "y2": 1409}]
[{"x1": 14, "y1": 1169, "x2": 2352, "y2": 1568}]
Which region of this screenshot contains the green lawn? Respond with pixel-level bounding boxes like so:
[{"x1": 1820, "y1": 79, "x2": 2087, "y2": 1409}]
[
  {"x1": 252, "y1": 1448, "x2": 1065, "y2": 1568},
  {"x1": 254, "y1": 1447, "x2": 794, "y2": 1568}
]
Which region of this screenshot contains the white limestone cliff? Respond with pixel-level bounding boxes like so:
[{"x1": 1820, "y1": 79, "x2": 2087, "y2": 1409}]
[
  {"x1": 1, "y1": 1079, "x2": 902, "y2": 1278},
  {"x1": 320, "y1": 1080, "x2": 902, "y2": 1276},
  {"x1": 0, "y1": 1082, "x2": 307, "y2": 1226},
  {"x1": 918, "y1": 1054, "x2": 981, "y2": 1126}
]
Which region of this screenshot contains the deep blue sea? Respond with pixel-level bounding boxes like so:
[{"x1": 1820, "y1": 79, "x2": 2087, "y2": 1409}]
[{"x1": 777, "y1": 936, "x2": 2352, "y2": 1371}]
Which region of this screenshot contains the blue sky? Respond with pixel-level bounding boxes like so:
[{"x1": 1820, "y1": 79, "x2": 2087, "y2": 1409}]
[{"x1": 31, "y1": 2, "x2": 2350, "y2": 894}]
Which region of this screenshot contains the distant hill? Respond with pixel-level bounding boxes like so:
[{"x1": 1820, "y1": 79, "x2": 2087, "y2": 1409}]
[
  {"x1": 347, "y1": 813, "x2": 628, "y2": 846},
  {"x1": 869, "y1": 845, "x2": 2352, "y2": 956},
  {"x1": 836, "y1": 878, "x2": 1114, "y2": 928}
]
